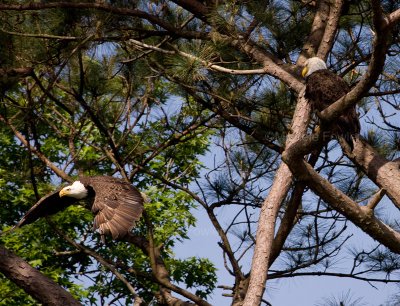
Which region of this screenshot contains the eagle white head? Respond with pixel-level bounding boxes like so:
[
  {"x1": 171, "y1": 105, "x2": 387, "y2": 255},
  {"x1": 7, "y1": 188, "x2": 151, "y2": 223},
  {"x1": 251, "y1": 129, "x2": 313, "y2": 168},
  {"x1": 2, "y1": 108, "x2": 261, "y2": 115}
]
[
  {"x1": 302, "y1": 57, "x2": 327, "y2": 78},
  {"x1": 59, "y1": 181, "x2": 88, "y2": 199}
]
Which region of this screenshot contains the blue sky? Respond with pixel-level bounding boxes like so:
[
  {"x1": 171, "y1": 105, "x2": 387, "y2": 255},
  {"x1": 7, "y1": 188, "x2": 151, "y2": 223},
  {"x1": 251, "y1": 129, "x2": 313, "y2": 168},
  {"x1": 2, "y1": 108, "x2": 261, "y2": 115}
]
[{"x1": 174, "y1": 203, "x2": 399, "y2": 305}]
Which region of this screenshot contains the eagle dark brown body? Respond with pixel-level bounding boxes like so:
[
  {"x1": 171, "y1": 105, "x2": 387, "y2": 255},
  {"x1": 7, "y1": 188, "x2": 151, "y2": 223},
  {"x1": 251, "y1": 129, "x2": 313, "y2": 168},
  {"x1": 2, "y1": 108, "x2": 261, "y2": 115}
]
[
  {"x1": 305, "y1": 69, "x2": 360, "y2": 148},
  {"x1": 14, "y1": 176, "x2": 144, "y2": 241}
]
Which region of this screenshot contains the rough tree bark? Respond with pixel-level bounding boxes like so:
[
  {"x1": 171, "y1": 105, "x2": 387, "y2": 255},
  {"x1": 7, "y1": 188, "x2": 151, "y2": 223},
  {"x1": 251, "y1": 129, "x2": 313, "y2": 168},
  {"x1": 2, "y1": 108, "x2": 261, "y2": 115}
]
[
  {"x1": 242, "y1": 90, "x2": 311, "y2": 306},
  {"x1": 0, "y1": 2, "x2": 399, "y2": 306},
  {"x1": 282, "y1": 141, "x2": 400, "y2": 253},
  {"x1": 0, "y1": 245, "x2": 82, "y2": 306},
  {"x1": 241, "y1": 1, "x2": 337, "y2": 305},
  {"x1": 349, "y1": 138, "x2": 400, "y2": 209},
  {"x1": 281, "y1": 0, "x2": 400, "y2": 253}
]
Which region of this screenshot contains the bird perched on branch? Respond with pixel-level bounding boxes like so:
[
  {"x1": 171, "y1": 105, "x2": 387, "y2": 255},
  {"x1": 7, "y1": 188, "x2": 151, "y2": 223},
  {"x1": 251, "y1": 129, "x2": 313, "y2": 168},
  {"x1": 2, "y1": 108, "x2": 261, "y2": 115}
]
[
  {"x1": 302, "y1": 57, "x2": 360, "y2": 149},
  {"x1": 13, "y1": 176, "x2": 144, "y2": 241}
]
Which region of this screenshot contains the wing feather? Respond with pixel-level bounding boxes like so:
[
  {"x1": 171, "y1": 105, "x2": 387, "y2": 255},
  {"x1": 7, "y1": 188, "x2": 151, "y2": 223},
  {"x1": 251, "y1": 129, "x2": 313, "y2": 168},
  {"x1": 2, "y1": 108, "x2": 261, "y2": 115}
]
[
  {"x1": 305, "y1": 69, "x2": 360, "y2": 147},
  {"x1": 305, "y1": 70, "x2": 350, "y2": 111},
  {"x1": 80, "y1": 176, "x2": 144, "y2": 240},
  {"x1": 14, "y1": 188, "x2": 78, "y2": 228}
]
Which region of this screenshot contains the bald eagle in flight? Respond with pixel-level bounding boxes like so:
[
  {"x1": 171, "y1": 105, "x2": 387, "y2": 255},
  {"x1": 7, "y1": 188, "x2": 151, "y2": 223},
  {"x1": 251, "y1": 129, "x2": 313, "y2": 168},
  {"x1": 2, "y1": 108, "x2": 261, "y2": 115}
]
[
  {"x1": 14, "y1": 176, "x2": 144, "y2": 241},
  {"x1": 302, "y1": 57, "x2": 360, "y2": 149}
]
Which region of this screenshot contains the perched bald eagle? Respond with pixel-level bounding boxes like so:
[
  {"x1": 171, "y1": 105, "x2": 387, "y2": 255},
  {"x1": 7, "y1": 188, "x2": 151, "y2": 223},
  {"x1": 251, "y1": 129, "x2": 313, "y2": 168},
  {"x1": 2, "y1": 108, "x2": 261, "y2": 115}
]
[
  {"x1": 14, "y1": 176, "x2": 144, "y2": 241},
  {"x1": 302, "y1": 57, "x2": 360, "y2": 149}
]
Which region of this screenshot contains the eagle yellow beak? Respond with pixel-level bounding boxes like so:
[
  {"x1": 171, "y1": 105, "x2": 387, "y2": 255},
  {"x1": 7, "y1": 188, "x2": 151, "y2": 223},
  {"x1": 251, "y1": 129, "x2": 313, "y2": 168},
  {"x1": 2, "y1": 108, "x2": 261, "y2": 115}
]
[
  {"x1": 301, "y1": 66, "x2": 308, "y2": 78},
  {"x1": 59, "y1": 188, "x2": 69, "y2": 197}
]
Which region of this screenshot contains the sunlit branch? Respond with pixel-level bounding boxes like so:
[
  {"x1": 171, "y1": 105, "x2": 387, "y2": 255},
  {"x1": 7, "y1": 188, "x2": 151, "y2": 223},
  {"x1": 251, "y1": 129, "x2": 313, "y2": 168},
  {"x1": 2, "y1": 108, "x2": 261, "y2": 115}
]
[
  {"x1": 317, "y1": 0, "x2": 344, "y2": 59},
  {"x1": 366, "y1": 188, "x2": 386, "y2": 210},
  {"x1": 319, "y1": 0, "x2": 390, "y2": 123},
  {"x1": 282, "y1": 147, "x2": 400, "y2": 253},
  {"x1": 128, "y1": 38, "x2": 272, "y2": 75},
  {"x1": 388, "y1": 9, "x2": 400, "y2": 26},
  {"x1": 243, "y1": 89, "x2": 311, "y2": 306},
  {"x1": 298, "y1": 0, "x2": 331, "y2": 63}
]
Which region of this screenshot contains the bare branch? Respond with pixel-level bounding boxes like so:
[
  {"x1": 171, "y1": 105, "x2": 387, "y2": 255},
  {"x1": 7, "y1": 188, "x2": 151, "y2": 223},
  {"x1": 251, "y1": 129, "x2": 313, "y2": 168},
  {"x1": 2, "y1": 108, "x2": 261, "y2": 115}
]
[
  {"x1": 270, "y1": 182, "x2": 305, "y2": 263},
  {"x1": 316, "y1": 0, "x2": 344, "y2": 59},
  {"x1": 282, "y1": 144, "x2": 400, "y2": 254},
  {"x1": 234, "y1": 39, "x2": 304, "y2": 93},
  {"x1": 128, "y1": 38, "x2": 275, "y2": 75},
  {"x1": 122, "y1": 234, "x2": 211, "y2": 306},
  {"x1": 366, "y1": 188, "x2": 386, "y2": 210},
  {"x1": 319, "y1": 0, "x2": 390, "y2": 123},
  {"x1": 242, "y1": 89, "x2": 311, "y2": 306},
  {"x1": 387, "y1": 9, "x2": 400, "y2": 27},
  {"x1": 348, "y1": 138, "x2": 400, "y2": 209},
  {"x1": 169, "y1": 0, "x2": 209, "y2": 22},
  {"x1": 270, "y1": 270, "x2": 400, "y2": 283},
  {"x1": 298, "y1": 0, "x2": 331, "y2": 63}
]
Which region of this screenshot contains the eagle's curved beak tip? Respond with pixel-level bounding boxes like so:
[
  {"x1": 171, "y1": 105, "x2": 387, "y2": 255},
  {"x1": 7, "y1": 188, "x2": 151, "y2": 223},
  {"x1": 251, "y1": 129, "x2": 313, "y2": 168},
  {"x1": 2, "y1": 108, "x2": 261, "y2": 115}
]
[{"x1": 301, "y1": 67, "x2": 308, "y2": 78}]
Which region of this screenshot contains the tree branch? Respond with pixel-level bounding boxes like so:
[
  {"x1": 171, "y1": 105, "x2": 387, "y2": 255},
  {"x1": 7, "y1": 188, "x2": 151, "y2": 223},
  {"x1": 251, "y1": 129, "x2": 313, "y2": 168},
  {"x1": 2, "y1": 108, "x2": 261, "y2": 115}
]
[
  {"x1": 366, "y1": 188, "x2": 386, "y2": 210},
  {"x1": 242, "y1": 89, "x2": 311, "y2": 306},
  {"x1": 347, "y1": 138, "x2": 400, "y2": 209},
  {"x1": 319, "y1": 0, "x2": 390, "y2": 123},
  {"x1": 298, "y1": 0, "x2": 331, "y2": 63},
  {"x1": 282, "y1": 145, "x2": 400, "y2": 254},
  {"x1": 270, "y1": 182, "x2": 304, "y2": 263},
  {"x1": 387, "y1": 9, "x2": 400, "y2": 27},
  {"x1": 169, "y1": 0, "x2": 209, "y2": 22},
  {"x1": 234, "y1": 39, "x2": 304, "y2": 93},
  {"x1": 0, "y1": 114, "x2": 71, "y2": 182},
  {"x1": 0, "y1": 245, "x2": 81, "y2": 306},
  {"x1": 158, "y1": 72, "x2": 283, "y2": 153},
  {"x1": 123, "y1": 233, "x2": 211, "y2": 306},
  {"x1": 316, "y1": 0, "x2": 344, "y2": 59},
  {"x1": 269, "y1": 270, "x2": 400, "y2": 283},
  {"x1": 49, "y1": 223, "x2": 143, "y2": 304},
  {"x1": 0, "y1": 2, "x2": 203, "y2": 40}
]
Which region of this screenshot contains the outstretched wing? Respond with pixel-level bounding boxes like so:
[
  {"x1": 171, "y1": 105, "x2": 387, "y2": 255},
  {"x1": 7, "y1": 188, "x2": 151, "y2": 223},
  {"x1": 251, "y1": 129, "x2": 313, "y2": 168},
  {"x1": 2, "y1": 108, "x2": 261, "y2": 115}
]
[
  {"x1": 80, "y1": 176, "x2": 144, "y2": 240},
  {"x1": 14, "y1": 188, "x2": 78, "y2": 228}
]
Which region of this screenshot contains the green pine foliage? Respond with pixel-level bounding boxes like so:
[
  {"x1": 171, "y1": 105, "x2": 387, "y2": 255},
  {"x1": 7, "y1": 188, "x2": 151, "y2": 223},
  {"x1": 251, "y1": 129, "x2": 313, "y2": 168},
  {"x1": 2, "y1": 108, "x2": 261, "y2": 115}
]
[
  {"x1": 0, "y1": 33, "x2": 216, "y2": 304},
  {"x1": 0, "y1": 1, "x2": 399, "y2": 305}
]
